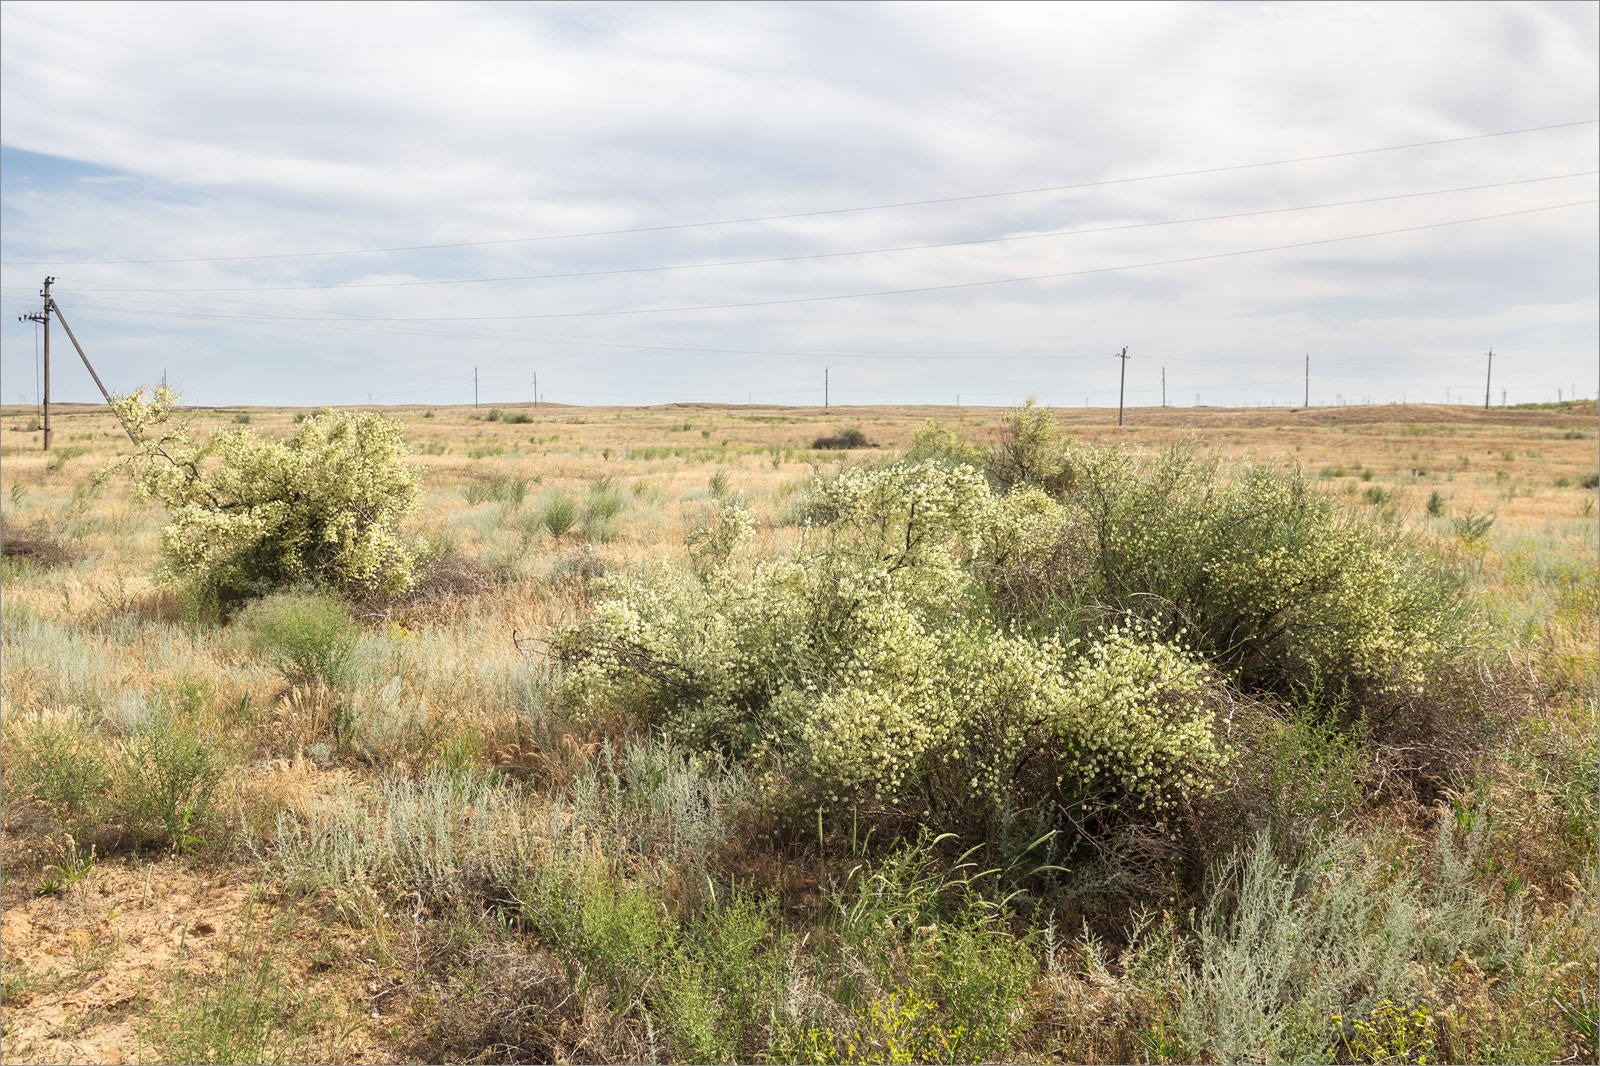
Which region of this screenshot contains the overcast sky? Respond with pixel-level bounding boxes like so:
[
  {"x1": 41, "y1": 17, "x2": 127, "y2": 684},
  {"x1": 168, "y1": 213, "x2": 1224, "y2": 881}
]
[{"x1": 1, "y1": 0, "x2": 1596, "y2": 408}]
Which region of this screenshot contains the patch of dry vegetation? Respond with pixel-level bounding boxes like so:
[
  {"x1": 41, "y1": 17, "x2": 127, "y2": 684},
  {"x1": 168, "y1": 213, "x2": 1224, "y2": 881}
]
[{"x1": 1, "y1": 398, "x2": 1594, "y2": 1064}]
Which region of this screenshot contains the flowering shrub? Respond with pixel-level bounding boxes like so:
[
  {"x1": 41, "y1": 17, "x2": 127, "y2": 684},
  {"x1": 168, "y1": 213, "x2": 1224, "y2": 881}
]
[
  {"x1": 108, "y1": 387, "x2": 421, "y2": 600},
  {"x1": 797, "y1": 619, "x2": 1223, "y2": 819},
  {"x1": 560, "y1": 430, "x2": 1479, "y2": 831},
  {"x1": 558, "y1": 461, "x2": 1227, "y2": 832}
]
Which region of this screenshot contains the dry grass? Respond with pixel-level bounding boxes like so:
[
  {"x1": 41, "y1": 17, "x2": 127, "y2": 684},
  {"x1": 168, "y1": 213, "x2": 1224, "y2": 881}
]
[{"x1": 1, "y1": 398, "x2": 1594, "y2": 1064}]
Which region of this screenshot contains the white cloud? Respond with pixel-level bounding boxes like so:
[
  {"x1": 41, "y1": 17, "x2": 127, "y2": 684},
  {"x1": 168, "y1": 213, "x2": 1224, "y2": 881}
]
[{"x1": 1, "y1": 0, "x2": 1595, "y2": 407}]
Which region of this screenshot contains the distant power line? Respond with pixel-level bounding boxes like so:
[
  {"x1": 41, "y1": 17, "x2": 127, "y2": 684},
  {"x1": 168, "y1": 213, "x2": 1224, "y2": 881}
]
[
  {"x1": 4, "y1": 118, "x2": 1593, "y2": 267},
  {"x1": 63, "y1": 170, "x2": 1596, "y2": 294},
  {"x1": 17, "y1": 200, "x2": 1582, "y2": 330},
  {"x1": 390, "y1": 199, "x2": 1600, "y2": 321}
]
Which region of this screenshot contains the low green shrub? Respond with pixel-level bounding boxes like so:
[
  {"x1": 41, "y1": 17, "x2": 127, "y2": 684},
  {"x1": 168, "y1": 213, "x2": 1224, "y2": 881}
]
[
  {"x1": 118, "y1": 708, "x2": 227, "y2": 850},
  {"x1": 820, "y1": 835, "x2": 1038, "y2": 1063},
  {"x1": 540, "y1": 491, "x2": 579, "y2": 539},
  {"x1": 1042, "y1": 444, "x2": 1475, "y2": 700},
  {"x1": 4, "y1": 709, "x2": 114, "y2": 846},
  {"x1": 1453, "y1": 509, "x2": 1497, "y2": 543},
  {"x1": 583, "y1": 481, "x2": 627, "y2": 541},
  {"x1": 813, "y1": 427, "x2": 870, "y2": 450},
  {"x1": 465, "y1": 471, "x2": 530, "y2": 507},
  {"x1": 234, "y1": 590, "x2": 360, "y2": 687}
]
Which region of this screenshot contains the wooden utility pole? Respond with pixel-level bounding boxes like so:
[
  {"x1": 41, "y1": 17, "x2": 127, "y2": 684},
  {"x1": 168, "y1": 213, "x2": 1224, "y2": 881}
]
[
  {"x1": 824, "y1": 367, "x2": 829, "y2": 409},
  {"x1": 1161, "y1": 367, "x2": 1166, "y2": 408},
  {"x1": 1304, "y1": 353, "x2": 1309, "y2": 408},
  {"x1": 1484, "y1": 348, "x2": 1492, "y2": 410},
  {"x1": 1115, "y1": 346, "x2": 1129, "y2": 426},
  {"x1": 18, "y1": 279, "x2": 49, "y2": 450},
  {"x1": 533, "y1": 372, "x2": 538, "y2": 408},
  {"x1": 474, "y1": 366, "x2": 479, "y2": 408}
]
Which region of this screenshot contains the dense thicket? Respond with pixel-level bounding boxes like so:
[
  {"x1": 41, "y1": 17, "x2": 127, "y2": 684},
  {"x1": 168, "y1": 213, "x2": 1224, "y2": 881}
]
[{"x1": 556, "y1": 403, "x2": 1486, "y2": 849}]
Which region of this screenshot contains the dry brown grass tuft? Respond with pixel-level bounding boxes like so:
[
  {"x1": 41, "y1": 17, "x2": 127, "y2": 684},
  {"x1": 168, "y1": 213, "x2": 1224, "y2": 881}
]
[
  {"x1": 398, "y1": 932, "x2": 651, "y2": 1066},
  {"x1": 0, "y1": 518, "x2": 80, "y2": 569},
  {"x1": 351, "y1": 551, "x2": 496, "y2": 623}
]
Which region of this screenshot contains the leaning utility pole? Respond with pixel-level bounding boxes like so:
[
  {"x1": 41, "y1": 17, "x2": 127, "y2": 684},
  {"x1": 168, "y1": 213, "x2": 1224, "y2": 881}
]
[
  {"x1": 1483, "y1": 348, "x2": 1493, "y2": 410},
  {"x1": 1115, "y1": 346, "x2": 1129, "y2": 426},
  {"x1": 17, "y1": 280, "x2": 50, "y2": 449}
]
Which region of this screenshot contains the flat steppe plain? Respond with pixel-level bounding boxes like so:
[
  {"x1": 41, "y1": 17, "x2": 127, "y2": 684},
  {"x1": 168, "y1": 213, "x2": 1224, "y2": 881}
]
[{"x1": 2, "y1": 400, "x2": 1595, "y2": 1064}]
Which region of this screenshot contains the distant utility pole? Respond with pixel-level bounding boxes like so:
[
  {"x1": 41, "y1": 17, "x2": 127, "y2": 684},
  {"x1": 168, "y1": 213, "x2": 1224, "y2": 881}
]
[
  {"x1": 474, "y1": 366, "x2": 479, "y2": 408},
  {"x1": 1501, "y1": 387, "x2": 1506, "y2": 407},
  {"x1": 1115, "y1": 346, "x2": 1129, "y2": 426},
  {"x1": 1161, "y1": 367, "x2": 1167, "y2": 408},
  {"x1": 824, "y1": 367, "x2": 829, "y2": 409},
  {"x1": 1484, "y1": 348, "x2": 1492, "y2": 410},
  {"x1": 1304, "y1": 353, "x2": 1309, "y2": 408},
  {"x1": 533, "y1": 373, "x2": 538, "y2": 408}
]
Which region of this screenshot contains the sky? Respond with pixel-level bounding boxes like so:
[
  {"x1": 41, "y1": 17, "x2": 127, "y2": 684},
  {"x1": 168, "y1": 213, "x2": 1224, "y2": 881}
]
[{"x1": 1, "y1": 0, "x2": 1596, "y2": 409}]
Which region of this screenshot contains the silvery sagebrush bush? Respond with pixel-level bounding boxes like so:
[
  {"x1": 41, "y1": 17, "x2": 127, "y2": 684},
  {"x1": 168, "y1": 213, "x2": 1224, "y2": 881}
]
[{"x1": 107, "y1": 386, "x2": 421, "y2": 600}]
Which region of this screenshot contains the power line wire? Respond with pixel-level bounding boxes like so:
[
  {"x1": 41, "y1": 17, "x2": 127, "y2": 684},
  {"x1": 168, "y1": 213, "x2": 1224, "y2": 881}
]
[
  {"x1": 5, "y1": 118, "x2": 1593, "y2": 267},
  {"x1": 3, "y1": 291, "x2": 1538, "y2": 368},
  {"x1": 64, "y1": 170, "x2": 1596, "y2": 293},
  {"x1": 390, "y1": 199, "x2": 1600, "y2": 321}
]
